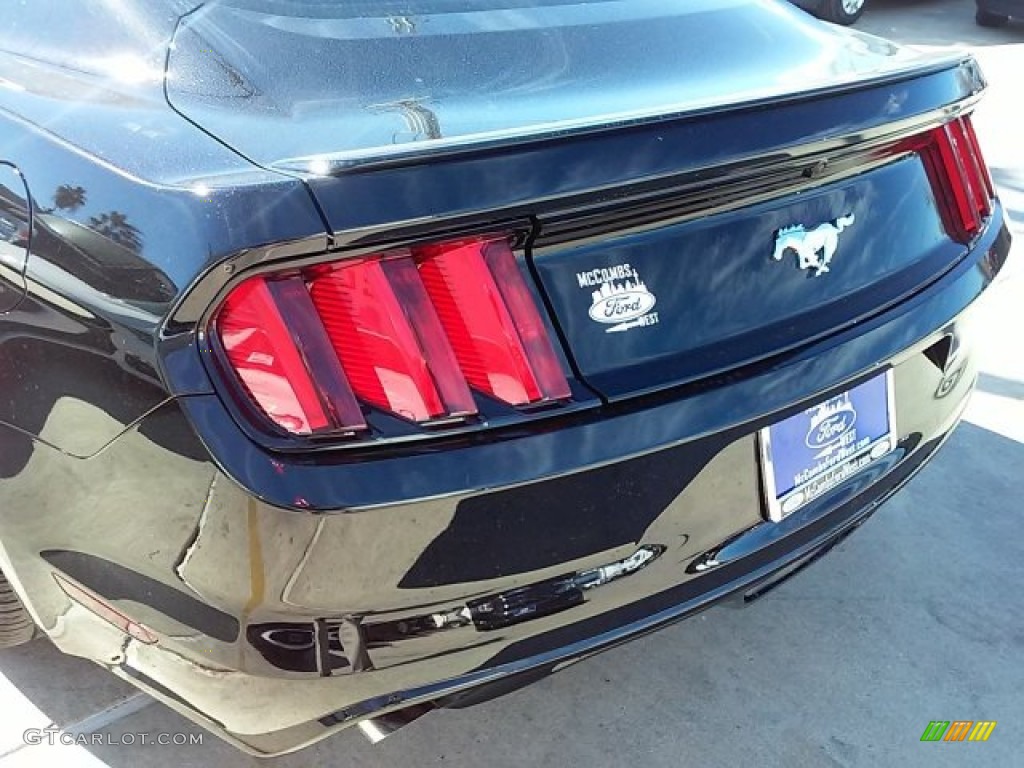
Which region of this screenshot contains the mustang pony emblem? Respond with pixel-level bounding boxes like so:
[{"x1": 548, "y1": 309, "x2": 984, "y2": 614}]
[{"x1": 772, "y1": 214, "x2": 855, "y2": 276}]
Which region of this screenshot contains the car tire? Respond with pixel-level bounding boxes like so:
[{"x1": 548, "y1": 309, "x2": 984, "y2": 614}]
[
  {"x1": 0, "y1": 568, "x2": 35, "y2": 648},
  {"x1": 817, "y1": 0, "x2": 866, "y2": 25},
  {"x1": 975, "y1": 9, "x2": 1009, "y2": 27}
]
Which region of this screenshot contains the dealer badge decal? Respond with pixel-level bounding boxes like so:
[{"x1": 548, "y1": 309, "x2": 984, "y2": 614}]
[{"x1": 576, "y1": 263, "x2": 659, "y2": 333}]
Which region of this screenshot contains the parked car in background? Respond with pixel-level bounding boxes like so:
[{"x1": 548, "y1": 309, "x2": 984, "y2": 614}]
[
  {"x1": 0, "y1": 0, "x2": 1011, "y2": 756},
  {"x1": 791, "y1": 0, "x2": 867, "y2": 25},
  {"x1": 976, "y1": 0, "x2": 1024, "y2": 25}
]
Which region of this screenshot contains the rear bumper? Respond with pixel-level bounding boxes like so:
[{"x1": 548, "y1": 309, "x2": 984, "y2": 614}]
[
  {"x1": 120, "y1": 428, "x2": 957, "y2": 756},
  {"x1": 0, "y1": 213, "x2": 1010, "y2": 754}
]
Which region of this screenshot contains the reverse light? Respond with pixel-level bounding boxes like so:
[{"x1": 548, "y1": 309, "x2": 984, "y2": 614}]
[{"x1": 213, "y1": 235, "x2": 571, "y2": 438}]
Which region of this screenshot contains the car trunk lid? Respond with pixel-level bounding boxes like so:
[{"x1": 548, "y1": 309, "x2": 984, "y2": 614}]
[
  {"x1": 529, "y1": 144, "x2": 972, "y2": 399},
  {"x1": 165, "y1": 0, "x2": 945, "y2": 174}
]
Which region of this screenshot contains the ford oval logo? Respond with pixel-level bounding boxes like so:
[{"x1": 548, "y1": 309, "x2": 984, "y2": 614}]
[
  {"x1": 588, "y1": 289, "x2": 657, "y2": 324},
  {"x1": 805, "y1": 405, "x2": 857, "y2": 450}
]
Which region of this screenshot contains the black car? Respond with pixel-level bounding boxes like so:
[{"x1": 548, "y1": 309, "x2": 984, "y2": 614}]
[
  {"x1": 791, "y1": 0, "x2": 867, "y2": 25},
  {"x1": 0, "y1": 0, "x2": 1011, "y2": 756},
  {"x1": 976, "y1": 0, "x2": 1024, "y2": 25}
]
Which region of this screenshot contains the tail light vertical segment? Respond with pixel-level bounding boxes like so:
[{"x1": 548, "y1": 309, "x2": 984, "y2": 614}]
[
  {"x1": 933, "y1": 121, "x2": 981, "y2": 237},
  {"x1": 217, "y1": 275, "x2": 365, "y2": 435},
  {"x1": 954, "y1": 117, "x2": 995, "y2": 217},
  {"x1": 900, "y1": 114, "x2": 995, "y2": 244},
  {"x1": 480, "y1": 240, "x2": 573, "y2": 403},
  {"x1": 961, "y1": 118, "x2": 995, "y2": 200},
  {"x1": 418, "y1": 238, "x2": 571, "y2": 406},
  {"x1": 379, "y1": 256, "x2": 479, "y2": 418}
]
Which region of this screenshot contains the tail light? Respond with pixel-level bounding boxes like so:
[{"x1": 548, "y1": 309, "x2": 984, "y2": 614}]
[
  {"x1": 417, "y1": 239, "x2": 571, "y2": 405},
  {"x1": 899, "y1": 115, "x2": 994, "y2": 243},
  {"x1": 213, "y1": 236, "x2": 571, "y2": 438}
]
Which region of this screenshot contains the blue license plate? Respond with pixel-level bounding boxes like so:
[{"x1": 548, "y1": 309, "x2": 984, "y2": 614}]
[{"x1": 759, "y1": 370, "x2": 897, "y2": 521}]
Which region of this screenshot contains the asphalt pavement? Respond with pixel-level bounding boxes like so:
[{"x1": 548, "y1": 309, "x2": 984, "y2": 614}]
[{"x1": 0, "y1": 2, "x2": 1021, "y2": 766}]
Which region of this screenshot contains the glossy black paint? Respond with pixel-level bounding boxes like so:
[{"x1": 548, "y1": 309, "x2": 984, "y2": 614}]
[
  {"x1": 164, "y1": 0, "x2": 930, "y2": 173},
  {"x1": 0, "y1": 0, "x2": 1012, "y2": 757},
  {"x1": 0, "y1": 164, "x2": 31, "y2": 310},
  {"x1": 976, "y1": 0, "x2": 1024, "y2": 18},
  {"x1": 295, "y1": 63, "x2": 983, "y2": 239},
  {"x1": 535, "y1": 156, "x2": 960, "y2": 398}
]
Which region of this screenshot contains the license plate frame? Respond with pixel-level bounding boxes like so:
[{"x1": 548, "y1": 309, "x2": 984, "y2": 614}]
[{"x1": 759, "y1": 370, "x2": 897, "y2": 522}]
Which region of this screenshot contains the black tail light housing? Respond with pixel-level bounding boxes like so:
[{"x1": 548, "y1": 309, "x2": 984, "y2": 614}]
[{"x1": 212, "y1": 235, "x2": 572, "y2": 441}]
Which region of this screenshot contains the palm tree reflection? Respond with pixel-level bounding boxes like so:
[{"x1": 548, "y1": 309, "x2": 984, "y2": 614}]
[
  {"x1": 86, "y1": 210, "x2": 143, "y2": 254},
  {"x1": 53, "y1": 184, "x2": 87, "y2": 213}
]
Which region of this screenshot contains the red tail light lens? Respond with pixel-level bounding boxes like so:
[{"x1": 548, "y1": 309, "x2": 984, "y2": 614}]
[
  {"x1": 213, "y1": 235, "x2": 571, "y2": 438},
  {"x1": 308, "y1": 253, "x2": 476, "y2": 423},
  {"x1": 418, "y1": 238, "x2": 571, "y2": 405},
  {"x1": 901, "y1": 115, "x2": 994, "y2": 243},
  {"x1": 217, "y1": 276, "x2": 365, "y2": 435},
  {"x1": 957, "y1": 117, "x2": 995, "y2": 214},
  {"x1": 483, "y1": 240, "x2": 573, "y2": 403}
]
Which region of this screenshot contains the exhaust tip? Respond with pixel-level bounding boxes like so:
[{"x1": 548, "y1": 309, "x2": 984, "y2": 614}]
[{"x1": 356, "y1": 702, "x2": 436, "y2": 745}]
